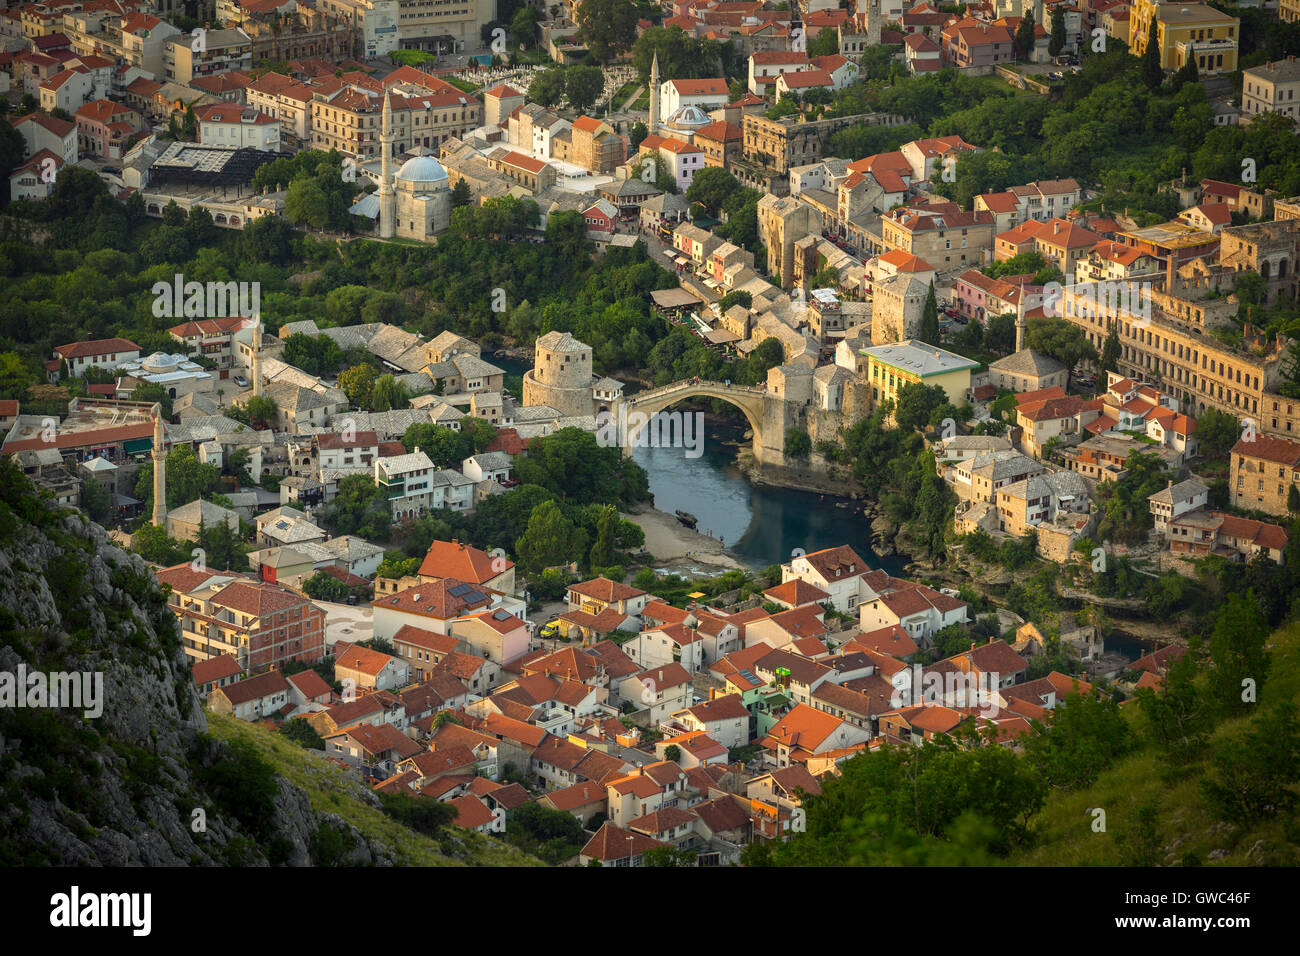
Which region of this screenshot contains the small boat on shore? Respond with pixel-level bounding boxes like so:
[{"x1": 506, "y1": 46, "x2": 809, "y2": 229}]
[{"x1": 675, "y1": 509, "x2": 698, "y2": 528}]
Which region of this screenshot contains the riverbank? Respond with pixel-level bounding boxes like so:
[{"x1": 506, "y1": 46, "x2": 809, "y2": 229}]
[{"x1": 625, "y1": 504, "x2": 746, "y2": 572}]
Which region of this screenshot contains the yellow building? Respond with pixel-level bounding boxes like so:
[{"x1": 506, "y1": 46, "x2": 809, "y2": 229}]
[
  {"x1": 861, "y1": 340, "x2": 979, "y2": 412},
  {"x1": 1129, "y1": 1, "x2": 1239, "y2": 75}
]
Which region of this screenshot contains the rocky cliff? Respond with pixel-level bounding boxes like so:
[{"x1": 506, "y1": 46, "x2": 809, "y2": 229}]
[{"x1": 0, "y1": 461, "x2": 502, "y2": 866}]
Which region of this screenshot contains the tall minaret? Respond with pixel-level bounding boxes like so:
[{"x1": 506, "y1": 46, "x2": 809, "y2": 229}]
[
  {"x1": 151, "y1": 407, "x2": 167, "y2": 527},
  {"x1": 1015, "y1": 292, "x2": 1027, "y2": 353},
  {"x1": 379, "y1": 90, "x2": 396, "y2": 239},
  {"x1": 251, "y1": 318, "x2": 262, "y2": 398},
  {"x1": 648, "y1": 51, "x2": 661, "y2": 136}
]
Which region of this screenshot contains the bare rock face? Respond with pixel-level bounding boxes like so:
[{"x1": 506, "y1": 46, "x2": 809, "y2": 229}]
[{"x1": 0, "y1": 482, "x2": 390, "y2": 866}]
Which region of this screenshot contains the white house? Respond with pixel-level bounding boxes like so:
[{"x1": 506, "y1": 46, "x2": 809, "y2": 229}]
[
  {"x1": 1149, "y1": 478, "x2": 1210, "y2": 534},
  {"x1": 196, "y1": 103, "x2": 280, "y2": 151},
  {"x1": 659, "y1": 77, "x2": 730, "y2": 116}
]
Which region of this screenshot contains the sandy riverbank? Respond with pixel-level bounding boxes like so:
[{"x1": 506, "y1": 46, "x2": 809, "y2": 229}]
[{"x1": 626, "y1": 505, "x2": 746, "y2": 573}]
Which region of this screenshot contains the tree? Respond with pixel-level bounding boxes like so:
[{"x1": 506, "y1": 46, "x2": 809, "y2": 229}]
[
  {"x1": 370, "y1": 373, "x2": 410, "y2": 412},
  {"x1": 1206, "y1": 592, "x2": 1270, "y2": 718},
  {"x1": 131, "y1": 523, "x2": 189, "y2": 565},
  {"x1": 451, "y1": 179, "x2": 473, "y2": 208},
  {"x1": 1172, "y1": 53, "x2": 1198, "y2": 91},
  {"x1": 920, "y1": 280, "x2": 940, "y2": 345},
  {"x1": 1141, "y1": 17, "x2": 1163, "y2": 90},
  {"x1": 664, "y1": 744, "x2": 682, "y2": 763},
  {"x1": 339, "y1": 363, "x2": 377, "y2": 408},
  {"x1": 575, "y1": 0, "x2": 638, "y2": 62},
  {"x1": 403, "y1": 422, "x2": 473, "y2": 468},
  {"x1": 807, "y1": 26, "x2": 840, "y2": 57},
  {"x1": 564, "y1": 65, "x2": 604, "y2": 112},
  {"x1": 588, "y1": 503, "x2": 617, "y2": 569},
  {"x1": 320, "y1": 473, "x2": 392, "y2": 540},
  {"x1": 0, "y1": 352, "x2": 35, "y2": 400},
  {"x1": 1134, "y1": 644, "x2": 1209, "y2": 764},
  {"x1": 515, "y1": 499, "x2": 588, "y2": 572},
  {"x1": 244, "y1": 394, "x2": 278, "y2": 429},
  {"x1": 1201, "y1": 703, "x2": 1300, "y2": 823},
  {"x1": 983, "y1": 313, "x2": 1017, "y2": 354},
  {"x1": 281, "y1": 718, "x2": 325, "y2": 750},
  {"x1": 1014, "y1": 13, "x2": 1035, "y2": 60},
  {"x1": 1048, "y1": 7, "x2": 1066, "y2": 58},
  {"x1": 199, "y1": 518, "x2": 249, "y2": 571},
  {"x1": 1097, "y1": 326, "x2": 1121, "y2": 390},
  {"x1": 80, "y1": 475, "x2": 112, "y2": 524},
  {"x1": 785, "y1": 427, "x2": 812, "y2": 458},
  {"x1": 509, "y1": 4, "x2": 539, "y2": 47},
  {"x1": 303, "y1": 570, "x2": 349, "y2": 601},
  {"x1": 528, "y1": 68, "x2": 567, "y2": 108},
  {"x1": 685, "y1": 166, "x2": 740, "y2": 217},
  {"x1": 628, "y1": 121, "x2": 649, "y2": 151},
  {"x1": 642, "y1": 846, "x2": 698, "y2": 866},
  {"x1": 1195, "y1": 407, "x2": 1239, "y2": 459},
  {"x1": 718, "y1": 289, "x2": 753, "y2": 312},
  {"x1": 135, "y1": 443, "x2": 219, "y2": 511},
  {"x1": 130, "y1": 382, "x2": 174, "y2": 421},
  {"x1": 894, "y1": 382, "x2": 949, "y2": 432},
  {"x1": 376, "y1": 551, "x2": 420, "y2": 579},
  {"x1": 1024, "y1": 316, "x2": 1098, "y2": 389}
]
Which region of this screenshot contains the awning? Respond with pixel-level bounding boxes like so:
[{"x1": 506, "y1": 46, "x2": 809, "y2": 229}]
[{"x1": 651, "y1": 288, "x2": 703, "y2": 309}]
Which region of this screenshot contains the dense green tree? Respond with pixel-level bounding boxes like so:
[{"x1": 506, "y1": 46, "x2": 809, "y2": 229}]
[
  {"x1": 1141, "y1": 17, "x2": 1163, "y2": 90},
  {"x1": 515, "y1": 499, "x2": 588, "y2": 572},
  {"x1": 1201, "y1": 702, "x2": 1300, "y2": 823},
  {"x1": 920, "y1": 280, "x2": 940, "y2": 345},
  {"x1": 338, "y1": 363, "x2": 377, "y2": 408},
  {"x1": 894, "y1": 381, "x2": 949, "y2": 432},
  {"x1": 134, "y1": 444, "x2": 220, "y2": 511},
  {"x1": 370, "y1": 373, "x2": 409, "y2": 412},
  {"x1": 575, "y1": 0, "x2": 638, "y2": 61},
  {"x1": 1195, "y1": 407, "x2": 1239, "y2": 459},
  {"x1": 1048, "y1": 8, "x2": 1066, "y2": 58},
  {"x1": 564, "y1": 65, "x2": 604, "y2": 112},
  {"x1": 1025, "y1": 316, "x2": 1099, "y2": 388},
  {"x1": 528, "y1": 68, "x2": 567, "y2": 107},
  {"x1": 1207, "y1": 592, "x2": 1271, "y2": 717},
  {"x1": 320, "y1": 473, "x2": 392, "y2": 540}
]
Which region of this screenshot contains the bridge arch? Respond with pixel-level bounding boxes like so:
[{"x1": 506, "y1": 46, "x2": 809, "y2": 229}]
[{"x1": 608, "y1": 380, "x2": 792, "y2": 466}]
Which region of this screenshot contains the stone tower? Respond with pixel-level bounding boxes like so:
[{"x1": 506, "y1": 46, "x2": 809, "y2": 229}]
[
  {"x1": 649, "y1": 51, "x2": 661, "y2": 135},
  {"x1": 522, "y1": 331, "x2": 596, "y2": 418},
  {"x1": 151, "y1": 407, "x2": 166, "y2": 527},
  {"x1": 379, "y1": 90, "x2": 396, "y2": 240},
  {"x1": 865, "y1": 0, "x2": 881, "y2": 47}
]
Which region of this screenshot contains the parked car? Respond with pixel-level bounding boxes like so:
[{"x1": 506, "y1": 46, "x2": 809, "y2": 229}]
[{"x1": 234, "y1": 375, "x2": 248, "y2": 386}]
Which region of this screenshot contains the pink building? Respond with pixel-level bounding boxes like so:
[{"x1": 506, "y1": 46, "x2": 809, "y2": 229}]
[{"x1": 74, "y1": 98, "x2": 138, "y2": 159}]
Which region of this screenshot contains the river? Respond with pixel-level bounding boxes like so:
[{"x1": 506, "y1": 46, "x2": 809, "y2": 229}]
[
  {"x1": 631, "y1": 416, "x2": 906, "y2": 574},
  {"x1": 488, "y1": 355, "x2": 902, "y2": 573}
]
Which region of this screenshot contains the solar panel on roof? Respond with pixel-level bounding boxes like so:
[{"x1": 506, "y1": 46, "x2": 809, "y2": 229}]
[
  {"x1": 493, "y1": 610, "x2": 511, "y2": 620},
  {"x1": 448, "y1": 583, "x2": 472, "y2": 597},
  {"x1": 739, "y1": 669, "x2": 759, "y2": 682}
]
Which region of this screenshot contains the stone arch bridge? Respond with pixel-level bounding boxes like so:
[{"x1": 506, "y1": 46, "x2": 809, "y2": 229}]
[{"x1": 605, "y1": 379, "x2": 800, "y2": 466}]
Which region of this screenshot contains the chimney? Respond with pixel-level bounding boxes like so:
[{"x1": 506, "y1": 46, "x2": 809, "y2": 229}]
[
  {"x1": 970, "y1": 642, "x2": 976, "y2": 651},
  {"x1": 1166, "y1": 254, "x2": 1175, "y2": 290}
]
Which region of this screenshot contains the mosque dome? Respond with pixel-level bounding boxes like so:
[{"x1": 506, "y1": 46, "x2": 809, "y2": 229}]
[
  {"x1": 395, "y1": 155, "x2": 449, "y2": 186},
  {"x1": 141, "y1": 352, "x2": 180, "y2": 373},
  {"x1": 664, "y1": 105, "x2": 712, "y2": 130}
]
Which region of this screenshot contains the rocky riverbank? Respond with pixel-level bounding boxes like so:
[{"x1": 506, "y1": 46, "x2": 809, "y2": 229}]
[{"x1": 625, "y1": 504, "x2": 745, "y2": 572}]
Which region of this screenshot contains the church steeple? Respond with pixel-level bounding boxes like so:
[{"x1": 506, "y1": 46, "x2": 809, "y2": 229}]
[{"x1": 379, "y1": 89, "x2": 396, "y2": 239}]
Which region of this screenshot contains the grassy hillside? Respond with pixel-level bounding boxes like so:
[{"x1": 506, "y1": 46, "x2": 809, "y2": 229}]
[
  {"x1": 207, "y1": 713, "x2": 542, "y2": 867},
  {"x1": 1010, "y1": 621, "x2": 1300, "y2": 867}
]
